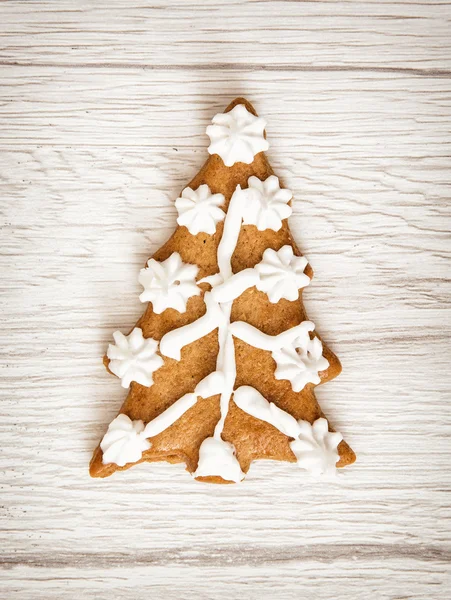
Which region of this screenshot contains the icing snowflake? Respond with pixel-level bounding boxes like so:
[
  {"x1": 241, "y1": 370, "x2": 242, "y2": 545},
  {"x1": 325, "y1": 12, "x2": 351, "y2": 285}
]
[
  {"x1": 206, "y1": 104, "x2": 269, "y2": 167},
  {"x1": 272, "y1": 334, "x2": 329, "y2": 392},
  {"x1": 194, "y1": 437, "x2": 244, "y2": 483},
  {"x1": 139, "y1": 252, "x2": 200, "y2": 313},
  {"x1": 175, "y1": 184, "x2": 226, "y2": 235},
  {"x1": 290, "y1": 418, "x2": 342, "y2": 477},
  {"x1": 101, "y1": 414, "x2": 151, "y2": 467},
  {"x1": 242, "y1": 176, "x2": 292, "y2": 231},
  {"x1": 107, "y1": 328, "x2": 163, "y2": 388},
  {"x1": 255, "y1": 245, "x2": 310, "y2": 303}
]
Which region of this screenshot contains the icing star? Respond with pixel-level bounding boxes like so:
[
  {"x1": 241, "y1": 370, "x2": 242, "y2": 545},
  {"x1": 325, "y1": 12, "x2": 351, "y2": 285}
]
[
  {"x1": 290, "y1": 418, "x2": 342, "y2": 477},
  {"x1": 272, "y1": 334, "x2": 329, "y2": 392},
  {"x1": 242, "y1": 175, "x2": 292, "y2": 231},
  {"x1": 255, "y1": 245, "x2": 310, "y2": 303},
  {"x1": 139, "y1": 252, "x2": 200, "y2": 313},
  {"x1": 206, "y1": 104, "x2": 269, "y2": 167},
  {"x1": 107, "y1": 328, "x2": 163, "y2": 388},
  {"x1": 175, "y1": 184, "x2": 225, "y2": 235},
  {"x1": 101, "y1": 414, "x2": 151, "y2": 467}
]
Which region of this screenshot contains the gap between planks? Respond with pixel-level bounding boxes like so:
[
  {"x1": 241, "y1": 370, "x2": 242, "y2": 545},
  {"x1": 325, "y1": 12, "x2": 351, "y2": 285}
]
[
  {"x1": 2, "y1": 543, "x2": 451, "y2": 569},
  {"x1": 0, "y1": 61, "x2": 451, "y2": 78}
]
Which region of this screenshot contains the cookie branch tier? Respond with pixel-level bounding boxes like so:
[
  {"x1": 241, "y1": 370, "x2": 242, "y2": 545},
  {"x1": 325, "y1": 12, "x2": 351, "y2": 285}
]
[{"x1": 89, "y1": 97, "x2": 356, "y2": 483}]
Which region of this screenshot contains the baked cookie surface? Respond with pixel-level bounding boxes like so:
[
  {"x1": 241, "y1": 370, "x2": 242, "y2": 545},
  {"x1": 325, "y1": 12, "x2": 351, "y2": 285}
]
[{"x1": 89, "y1": 98, "x2": 356, "y2": 483}]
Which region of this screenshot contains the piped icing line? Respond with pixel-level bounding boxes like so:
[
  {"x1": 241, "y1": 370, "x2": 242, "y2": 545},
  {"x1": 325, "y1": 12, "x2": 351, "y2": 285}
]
[
  {"x1": 159, "y1": 292, "x2": 225, "y2": 361},
  {"x1": 210, "y1": 268, "x2": 259, "y2": 303},
  {"x1": 229, "y1": 320, "x2": 315, "y2": 352},
  {"x1": 101, "y1": 371, "x2": 225, "y2": 467},
  {"x1": 233, "y1": 386, "x2": 300, "y2": 438},
  {"x1": 143, "y1": 371, "x2": 225, "y2": 438},
  {"x1": 233, "y1": 386, "x2": 342, "y2": 477},
  {"x1": 217, "y1": 185, "x2": 245, "y2": 278},
  {"x1": 194, "y1": 185, "x2": 248, "y2": 481},
  {"x1": 231, "y1": 321, "x2": 329, "y2": 393}
]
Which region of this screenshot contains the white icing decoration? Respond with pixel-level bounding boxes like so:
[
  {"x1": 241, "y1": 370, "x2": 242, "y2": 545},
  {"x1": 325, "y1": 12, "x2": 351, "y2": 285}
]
[
  {"x1": 159, "y1": 291, "x2": 226, "y2": 361},
  {"x1": 290, "y1": 418, "x2": 342, "y2": 477},
  {"x1": 107, "y1": 328, "x2": 163, "y2": 389},
  {"x1": 272, "y1": 334, "x2": 329, "y2": 392},
  {"x1": 229, "y1": 320, "x2": 315, "y2": 352},
  {"x1": 194, "y1": 437, "x2": 244, "y2": 482},
  {"x1": 101, "y1": 414, "x2": 151, "y2": 467},
  {"x1": 143, "y1": 371, "x2": 224, "y2": 438},
  {"x1": 175, "y1": 184, "x2": 226, "y2": 235},
  {"x1": 102, "y1": 371, "x2": 225, "y2": 467},
  {"x1": 242, "y1": 176, "x2": 292, "y2": 232},
  {"x1": 255, "y1": 245, "x2": 310, "y2": 303},
  {"x1": 206, "y1": 104, "x2": 269, "y2": 167},
  {"x1": 157, "y1": 185, "x2": 322, "y2": 481},
  {"x1": 233, "y1": 386, "x2": 300, "y2": 438},
  {"x1": 211, "y1": 268, "x2": 259, "y2": 303},
  {"x1": 159, "y1": 186, "x2": 249, "y2": 481},
  {"x1": 103, "y1": 107, "x2": 337, "y2": 480},
  {"x1": 138, "y1": 252, "x2": 200, "y2": 314},
  {"x1": 233, "y1": 386, "x2": 342, "y2": 477}
]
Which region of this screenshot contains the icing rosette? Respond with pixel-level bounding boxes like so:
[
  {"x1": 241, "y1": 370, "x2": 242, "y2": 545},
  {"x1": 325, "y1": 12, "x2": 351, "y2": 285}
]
[
  {"x1": 107, "y1": 328, "x2": 163, "y2": 388},
  {"x1": 272, "y1": 333, "x2": 329, "y2": 392},
  {"x1": 290, "y1": 418, "x2": 342, "y2": 477},
  {"x1": 139, "y1": 252, "x2": 200, "y2": 313},
  {"x1": 101, "y1": 414, "x2": 151, "y2": 467},
  {"x1": 255, "y1": 245, "x2": 310, "y2": 303},
  {"x1": 175, "y1": 184, "x2": 226, "y2": 235},
  {"x1": 242, "y1": 175, "x2": 292, "y2": 232},
  {"x1": 206, "y1": 104, "x2": 269, "y2": 167}
]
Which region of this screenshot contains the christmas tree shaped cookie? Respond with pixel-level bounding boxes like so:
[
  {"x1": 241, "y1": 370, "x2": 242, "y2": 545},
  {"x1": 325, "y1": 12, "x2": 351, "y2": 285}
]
[{"x1": 90, "y1": 98, "x2": 356, "y2": 483}]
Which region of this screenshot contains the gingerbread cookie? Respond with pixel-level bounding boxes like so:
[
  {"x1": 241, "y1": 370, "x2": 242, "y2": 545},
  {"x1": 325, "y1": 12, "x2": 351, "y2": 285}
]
[{"x1": 89, "y1": 98, "x2": 356, "y2": 483}]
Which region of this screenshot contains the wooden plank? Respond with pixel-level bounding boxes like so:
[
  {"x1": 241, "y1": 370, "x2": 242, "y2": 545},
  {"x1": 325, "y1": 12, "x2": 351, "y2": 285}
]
[
  {"x1": 2, "y1": 559, "x2": 450, "y2": 599},
  {"x1": 0, "y1": 0, "x2": 450, "y2": 71},
  {"x1": 0, "y1": 67, "x2": 451, "y2": 151}
]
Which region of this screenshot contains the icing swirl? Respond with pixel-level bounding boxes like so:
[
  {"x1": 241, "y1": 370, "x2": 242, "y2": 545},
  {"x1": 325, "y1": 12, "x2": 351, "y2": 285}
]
[
  {"x1": 107, "y1": 328, "x2": 163, "y2": 388},
  {"x1": 255, "y1": 245, "x2": 310, "y2": 303},
  {"x1": 272, "y1": 333, "x2": 329, "y2": 392},
  {"x1": 139, "y1": 252, "x2": 200, "y2": 314},
  {"x1": 242, "y1": 175, "x2": 292, "y2": 231},
  {"x1": 290, "y1": 418, "x2": 342, "y2": 477},
  {"x1": 175, "y1": 184, "x2": 225, "y2": 235},
  {"x1": 101, "y1": 414, "x2": 151, "y2": 467},
  {"x1": 206, "y1": 104, "x2": 269, "y2": 167}
]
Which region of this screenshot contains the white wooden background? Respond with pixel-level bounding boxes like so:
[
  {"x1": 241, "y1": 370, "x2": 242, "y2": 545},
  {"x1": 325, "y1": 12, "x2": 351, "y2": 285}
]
[{"x1": 1, "y1": 1, "x2": 451, "y2": 598}]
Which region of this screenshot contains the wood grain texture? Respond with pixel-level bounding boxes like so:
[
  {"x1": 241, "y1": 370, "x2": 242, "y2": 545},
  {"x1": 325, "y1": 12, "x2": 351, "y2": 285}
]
[
  {"x1": 1, "y1": 0, "x2": 451, "y2": 72},
  {"x1": 1, "y1": 1, "x2": 451, "y2": 598}
]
